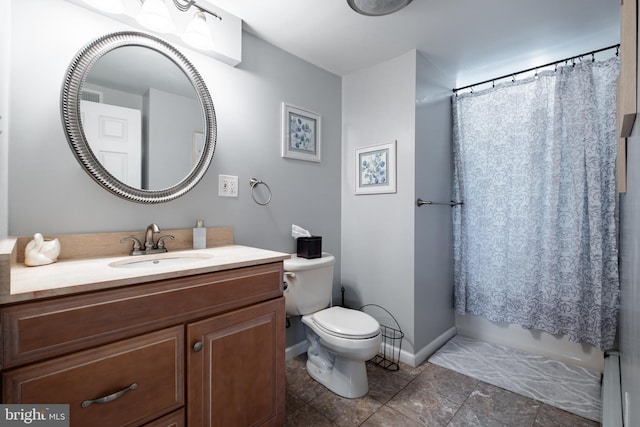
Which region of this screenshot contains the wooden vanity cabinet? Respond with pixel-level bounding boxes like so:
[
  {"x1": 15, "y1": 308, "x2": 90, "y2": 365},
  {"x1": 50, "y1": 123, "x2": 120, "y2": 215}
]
[
  {"x1": 3, "y1": 326, "x2": 184, "y2": 426},
  {"x1": 1, "y1": 262, "x2": 286, "y2": 427},
  {"x1": 187, "y1": 298, "x2": 285, "y2": 427}
]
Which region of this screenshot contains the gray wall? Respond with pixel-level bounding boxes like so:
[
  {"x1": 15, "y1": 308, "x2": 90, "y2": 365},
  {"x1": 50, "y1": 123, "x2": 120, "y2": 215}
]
[
  {"x1": 84, "y1": 83, "x2": 144, "y2": 111},
  {"x1": 7, "y1": 0, "x2": 341, "y2": 348},
  {"x1": 146, "y1": 88, "x2": 202, "y2": 189},
  {"x1": 342, "y1": 51, "x2": 418, "y2": 356},
  {"x1": 341, "y1": 50, "x2": 456, "y2": 363},
  {"x1": 619, "y1": 5, "x2": 640, "y2": 423},
  {"x1": 414, "y1": 53, "x2": 455, "y2": 352}
]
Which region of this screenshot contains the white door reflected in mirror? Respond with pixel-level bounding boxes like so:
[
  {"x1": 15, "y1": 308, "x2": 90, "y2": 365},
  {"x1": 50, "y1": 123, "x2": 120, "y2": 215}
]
[{"x1": 81, "y1": 100, "x2": 142, "y2": 188}]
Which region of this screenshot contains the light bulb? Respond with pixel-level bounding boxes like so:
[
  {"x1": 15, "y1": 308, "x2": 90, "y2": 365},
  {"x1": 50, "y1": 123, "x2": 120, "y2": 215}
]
[
  {"x1": 182, "y1": 11, "x2": 215, "y2": 51},
  {"x1": 136, "y1": 0, "x2": 174, "y2": 33}
]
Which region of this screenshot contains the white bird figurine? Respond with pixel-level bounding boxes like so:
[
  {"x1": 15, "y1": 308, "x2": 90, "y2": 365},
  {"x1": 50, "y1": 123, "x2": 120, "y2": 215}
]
[{"x1": 25, "y1": 233, "x2": 61, "y2": 267}]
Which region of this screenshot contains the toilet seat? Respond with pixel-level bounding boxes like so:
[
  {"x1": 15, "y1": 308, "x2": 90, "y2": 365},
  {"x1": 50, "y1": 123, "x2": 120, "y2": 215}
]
[{"x1": 312, "y1": 306, "x2": 380, "y2": 339}]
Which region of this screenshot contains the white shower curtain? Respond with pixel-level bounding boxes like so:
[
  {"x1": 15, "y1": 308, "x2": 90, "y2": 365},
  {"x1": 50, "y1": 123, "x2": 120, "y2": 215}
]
[{"x1": 452, "y1": 57, "x2": 620, "y2": 350}]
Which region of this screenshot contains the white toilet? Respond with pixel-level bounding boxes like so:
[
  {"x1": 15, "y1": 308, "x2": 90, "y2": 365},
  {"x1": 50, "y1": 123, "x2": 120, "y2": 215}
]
[{"x1": 283, "y1": 253, "x2": 382, "y2": 398}]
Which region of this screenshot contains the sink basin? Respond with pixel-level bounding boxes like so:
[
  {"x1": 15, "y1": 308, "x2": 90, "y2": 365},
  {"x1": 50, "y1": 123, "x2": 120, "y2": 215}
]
[{"x1": 109, "y1": 253, "x2": 212, "y2": 269}]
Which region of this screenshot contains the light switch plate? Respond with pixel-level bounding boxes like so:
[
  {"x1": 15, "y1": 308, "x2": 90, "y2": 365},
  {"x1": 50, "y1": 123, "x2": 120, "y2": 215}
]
[{"x1": 218, "y1": 175, "x2": 238, "y2": 197}]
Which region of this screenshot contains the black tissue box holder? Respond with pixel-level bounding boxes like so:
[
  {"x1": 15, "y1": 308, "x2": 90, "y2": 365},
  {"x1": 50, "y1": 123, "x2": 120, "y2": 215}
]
[{"x1": 297, "y1": 236, "x2": 322, "y2": 259}]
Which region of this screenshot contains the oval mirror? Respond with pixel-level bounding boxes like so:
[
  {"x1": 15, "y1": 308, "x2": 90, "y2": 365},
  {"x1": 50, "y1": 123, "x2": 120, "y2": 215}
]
[{"x1": 61, "y1": 31, "x2": 216, "y2": 203}]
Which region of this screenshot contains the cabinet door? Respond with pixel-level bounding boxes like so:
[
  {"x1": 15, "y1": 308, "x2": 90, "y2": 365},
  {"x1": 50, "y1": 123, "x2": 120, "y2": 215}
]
[
  {"x1": 187, "y1": 298, "x2": 285, "y2": 427},
  {"x1": 3, "y1": 326, "x2": 184, "y2": 427}
]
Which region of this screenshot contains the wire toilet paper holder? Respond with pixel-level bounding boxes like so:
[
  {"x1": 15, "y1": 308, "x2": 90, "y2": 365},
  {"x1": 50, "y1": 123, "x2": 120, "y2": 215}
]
[{"x1": 359, "y1": 304, "x2": 404, "y2": 371}]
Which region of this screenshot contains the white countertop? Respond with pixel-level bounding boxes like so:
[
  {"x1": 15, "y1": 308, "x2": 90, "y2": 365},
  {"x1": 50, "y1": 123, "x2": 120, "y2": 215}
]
[{"x1": 4, "y1": 245, "x2": 290, "y2": 304}]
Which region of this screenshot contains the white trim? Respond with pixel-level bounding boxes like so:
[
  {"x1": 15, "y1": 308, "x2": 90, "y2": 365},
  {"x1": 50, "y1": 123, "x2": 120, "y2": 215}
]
[
  {"x1": 285, "y1": 340, "x2": 309, "y2": 361},
  {"x1": 397, "y1": 326, "x2": 457, "y2": 367},
  {"x1": 602, "y1": 351, "x2": 623, "y2": 427},
  {"x1": 285, "y1": 326, "x2": 457, "y2": 367}
]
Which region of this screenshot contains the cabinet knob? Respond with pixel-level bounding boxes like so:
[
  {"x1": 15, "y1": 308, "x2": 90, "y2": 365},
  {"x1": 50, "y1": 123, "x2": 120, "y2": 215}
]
[{"x1": 193, "y1": 341, "x2": 204, "y2": 352}]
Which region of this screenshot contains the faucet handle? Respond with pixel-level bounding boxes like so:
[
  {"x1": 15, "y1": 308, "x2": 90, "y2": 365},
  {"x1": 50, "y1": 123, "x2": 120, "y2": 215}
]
[
  {"x1": 120, "y1": 237, "x2": 144, "y2": 255},
  {"x1": 120, "y1": 236, "x2": 142, "y2": 249},
  {"x1": 156, "y1": 234, "x2": 175, "y2": 249}
]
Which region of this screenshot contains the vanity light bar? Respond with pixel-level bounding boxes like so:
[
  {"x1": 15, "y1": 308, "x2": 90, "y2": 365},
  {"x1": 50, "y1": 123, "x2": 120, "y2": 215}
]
[
  {"x1": 81, "y1": 0, "x2": 222, "y2": 51},
  {"x1": 171, "y1": 0, "x2": 222, "y2": 21},
  {"x1": 68, "y1": 0, "x2": 242, "y2": 66}
]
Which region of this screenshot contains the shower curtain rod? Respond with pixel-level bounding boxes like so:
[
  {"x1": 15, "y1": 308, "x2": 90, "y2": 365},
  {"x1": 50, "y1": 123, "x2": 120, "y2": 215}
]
[{"x1": 452, "y1": 44, "x2": 620, "y2": 94}]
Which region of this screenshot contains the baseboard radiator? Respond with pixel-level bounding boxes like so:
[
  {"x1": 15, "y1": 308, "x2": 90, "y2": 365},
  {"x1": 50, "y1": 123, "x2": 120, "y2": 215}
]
[{"x1": 602, "y1": 350, "x2": 623, "y2": 427}]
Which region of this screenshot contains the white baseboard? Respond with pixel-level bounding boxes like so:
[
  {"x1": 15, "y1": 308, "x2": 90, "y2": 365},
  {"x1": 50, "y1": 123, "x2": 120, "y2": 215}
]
[
  {"x1": 602, "y1": 351, "x2": 623, "y2": 427},
  {"x1": 285, "y1": 326, "x2": 457, "y2": 368},
  {"x1": 285, "y1": 340, "x2": 309, "y2": 361},
  {"x1": 397, "y1": 326, "x2": 457, "y2": 367}
]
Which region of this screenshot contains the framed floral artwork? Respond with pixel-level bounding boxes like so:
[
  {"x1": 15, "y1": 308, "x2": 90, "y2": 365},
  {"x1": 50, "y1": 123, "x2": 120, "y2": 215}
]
[
  {"x1": 281, "y1": 102, "x2": 321, "y2": 162},
  {"x1": 355, "y1": 141, "x2": 397, "y2": 195}
]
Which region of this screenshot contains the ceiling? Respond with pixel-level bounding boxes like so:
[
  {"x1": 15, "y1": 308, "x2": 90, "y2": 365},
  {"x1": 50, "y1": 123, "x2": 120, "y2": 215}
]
[{"x1": 209, "y1": 0, "x2": 620, "y2": 86}]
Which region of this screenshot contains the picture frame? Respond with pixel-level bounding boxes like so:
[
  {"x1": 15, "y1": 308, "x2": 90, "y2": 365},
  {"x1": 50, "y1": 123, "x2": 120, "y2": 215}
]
[
  {"x1": 281, "y1": 102, "x2": 321, "y2": 162},
  {"x1": 355, "y1": 141, "x2": 397, "y2": 195},
  {"x1": 192, "y1": 131, "x2": 205, "y2": 166}
]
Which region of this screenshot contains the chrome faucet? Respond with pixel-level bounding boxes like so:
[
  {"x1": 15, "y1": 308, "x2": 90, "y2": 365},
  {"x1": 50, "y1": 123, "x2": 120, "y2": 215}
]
[
  {"x1": 120, "y1": 223, "x2": 175, "y2": 256},
  {"x1": 144, "y1": 223, "x2": 160, "y2": 251}
]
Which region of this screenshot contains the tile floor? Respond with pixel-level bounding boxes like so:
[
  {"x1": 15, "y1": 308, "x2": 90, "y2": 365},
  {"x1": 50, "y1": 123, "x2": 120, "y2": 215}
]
[{"x1": 284, "y1": 354, "x2": 601, "y2": 427}]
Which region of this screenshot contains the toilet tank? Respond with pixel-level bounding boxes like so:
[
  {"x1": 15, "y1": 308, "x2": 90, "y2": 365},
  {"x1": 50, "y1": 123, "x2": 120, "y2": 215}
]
[{"x1": 283, "y1": 253, "x2": 335, "y2": 316}]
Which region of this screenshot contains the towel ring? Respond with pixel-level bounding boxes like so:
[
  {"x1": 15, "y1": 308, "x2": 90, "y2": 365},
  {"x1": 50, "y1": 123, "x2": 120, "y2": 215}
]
[{"x1": 249, "y1": 178, "x2": 272, "y2": 206}]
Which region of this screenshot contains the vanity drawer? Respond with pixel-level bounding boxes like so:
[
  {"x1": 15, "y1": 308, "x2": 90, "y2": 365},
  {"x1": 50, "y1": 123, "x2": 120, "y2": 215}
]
[
  {"x1": 3, "y1": 326, "x2": 184, "y2": 427},
  {"x1": 2, "y1": 263, "x2": 282, "y2": 367},
  {"x1": 146, "y1": 409, "x2": 184, "y2": 427}
]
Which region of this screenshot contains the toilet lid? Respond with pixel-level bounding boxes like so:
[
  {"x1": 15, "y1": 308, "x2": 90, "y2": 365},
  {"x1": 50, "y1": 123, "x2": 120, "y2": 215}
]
[{"x1": 312, "y1": 306, "x2": 380, "y2": 339}]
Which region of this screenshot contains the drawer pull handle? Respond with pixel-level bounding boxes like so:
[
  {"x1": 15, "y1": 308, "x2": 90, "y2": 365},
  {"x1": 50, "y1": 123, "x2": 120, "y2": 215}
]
[
  {"x1": 193, "y1": 341, "x2": 204, "y2": 352},
  {"x1": 81, "y1": 382, "x2": 138, "y2": 408}
]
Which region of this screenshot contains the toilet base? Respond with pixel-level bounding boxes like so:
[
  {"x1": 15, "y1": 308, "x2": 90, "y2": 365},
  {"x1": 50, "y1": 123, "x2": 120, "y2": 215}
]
[
  {"x1": 306, "y1": 354, "x2": 369, "y2": 399},
  {"x1": 300, "y1": 310, "x2": 381, "y2": 399}
]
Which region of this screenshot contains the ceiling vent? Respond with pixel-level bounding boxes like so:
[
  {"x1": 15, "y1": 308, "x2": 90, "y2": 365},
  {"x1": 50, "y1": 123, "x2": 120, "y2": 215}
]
[
  {"x1": 81, "y1": 89, "x2": 103, "y2": 103},
  {"x1": 346, "y1": 0, "x2": 413, "y2": 16}
]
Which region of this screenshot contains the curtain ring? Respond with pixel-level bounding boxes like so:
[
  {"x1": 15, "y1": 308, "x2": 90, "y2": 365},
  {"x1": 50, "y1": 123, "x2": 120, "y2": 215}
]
[{"x1": 249, "y1": 178, "x2": 272, "y2": 206}]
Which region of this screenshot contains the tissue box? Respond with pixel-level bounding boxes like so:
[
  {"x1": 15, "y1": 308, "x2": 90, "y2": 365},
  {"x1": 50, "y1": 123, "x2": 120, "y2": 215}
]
[{"x1": 297, "y1": 236, "x2": 322, "y2": 259}]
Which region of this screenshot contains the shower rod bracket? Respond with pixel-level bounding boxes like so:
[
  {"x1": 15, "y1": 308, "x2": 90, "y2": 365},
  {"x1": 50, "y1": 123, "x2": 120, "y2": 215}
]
[{"x1": 417, "y1": 198, "x2": 463, "y2": 207}]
